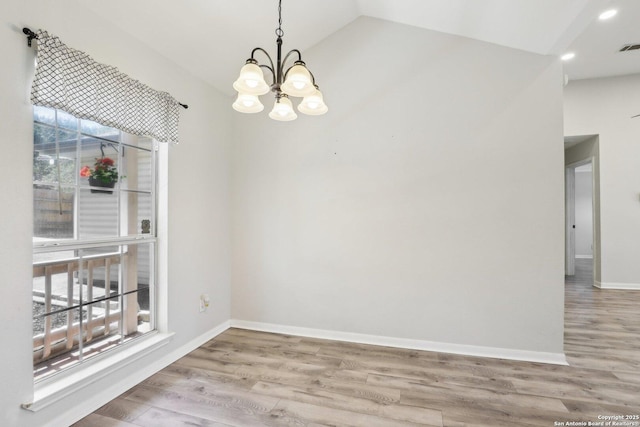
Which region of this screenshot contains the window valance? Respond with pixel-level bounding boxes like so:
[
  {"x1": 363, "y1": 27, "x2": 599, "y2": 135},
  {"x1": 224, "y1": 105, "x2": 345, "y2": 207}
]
[{"x1": 30, "y1": 30, "x2": 181, "y2": 143}]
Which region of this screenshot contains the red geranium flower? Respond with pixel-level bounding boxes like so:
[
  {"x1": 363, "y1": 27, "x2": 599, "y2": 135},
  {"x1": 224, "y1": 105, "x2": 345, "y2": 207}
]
[{"x1": 79, "y1": 157, "x2": 119, "y2": 184}]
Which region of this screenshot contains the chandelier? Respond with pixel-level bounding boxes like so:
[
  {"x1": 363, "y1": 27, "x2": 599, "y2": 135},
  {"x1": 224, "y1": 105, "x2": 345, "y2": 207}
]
[{"x1": 232, "y1": 0, "x2": 328, "y2": 121}]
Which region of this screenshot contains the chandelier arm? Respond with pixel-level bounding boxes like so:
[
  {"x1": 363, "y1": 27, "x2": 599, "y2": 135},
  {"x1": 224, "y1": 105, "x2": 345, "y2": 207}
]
[
  {"x1": 281, "y1": 49, "x2": 303, "y2": 70},
  {"x1": 259, "y1": 64, "x2": 276, "y2": 86},
  {"x1": 250, "y1": 47, "x2": 276, "y2": 75}
]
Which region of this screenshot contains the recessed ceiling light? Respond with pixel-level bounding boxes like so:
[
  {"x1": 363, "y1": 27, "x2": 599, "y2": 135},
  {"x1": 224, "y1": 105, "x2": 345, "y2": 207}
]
[
  {"x1": 599, "y1": 9, "x2": 618, "y2": 20},
  {"x1": 561, "y1": 52, "x2": 576, "y2": 61}
]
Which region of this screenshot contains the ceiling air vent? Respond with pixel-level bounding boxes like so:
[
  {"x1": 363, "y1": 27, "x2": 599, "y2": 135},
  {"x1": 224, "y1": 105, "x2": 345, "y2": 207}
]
[{"x1": 619, "y1": 44, "x2": 640, "y2": 52}]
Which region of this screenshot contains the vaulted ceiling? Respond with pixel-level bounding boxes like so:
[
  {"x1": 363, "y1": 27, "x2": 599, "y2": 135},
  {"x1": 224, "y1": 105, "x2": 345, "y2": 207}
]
[{"x1": 79, "y1": 0, "x2": 639, "y2": 95}]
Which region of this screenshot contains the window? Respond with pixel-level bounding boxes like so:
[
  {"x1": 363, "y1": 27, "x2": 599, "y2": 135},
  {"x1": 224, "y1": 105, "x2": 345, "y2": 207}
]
[{"x1": 32, "y1": 106, "x2": 157, "y2": 381}]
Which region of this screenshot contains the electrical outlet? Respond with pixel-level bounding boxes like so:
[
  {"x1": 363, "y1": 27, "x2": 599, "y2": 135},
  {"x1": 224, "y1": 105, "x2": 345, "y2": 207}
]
[{"x1": 199, "y1": 294, "x2": 210, "y2": 313}]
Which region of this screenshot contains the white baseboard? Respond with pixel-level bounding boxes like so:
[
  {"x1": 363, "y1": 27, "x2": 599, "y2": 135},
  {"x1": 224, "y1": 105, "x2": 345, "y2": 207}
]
[
  {"x1": 51, "y1": 320, "x2": 231, "y2": 427},
  {"x1": 595, "y1": 281, "x2": 640, "y2": 290},
  {"x1": 229, "y1": 319, "x2": 568, "y2": 366},
  {"x1": 575, "y1": 255, "x2": 593, "y2": 259}
]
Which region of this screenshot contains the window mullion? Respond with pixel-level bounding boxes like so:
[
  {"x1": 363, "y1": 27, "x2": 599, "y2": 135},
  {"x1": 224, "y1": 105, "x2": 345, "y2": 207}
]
[
  {"x1": 54, "y1": 119, "x2": 63, "y2": 217},
  {"x1": 74, "y1": 119, "x2": 81, "y2": 241},
  {"x1": 117, "y1": 131, "x2": 122, "y2": 239}
]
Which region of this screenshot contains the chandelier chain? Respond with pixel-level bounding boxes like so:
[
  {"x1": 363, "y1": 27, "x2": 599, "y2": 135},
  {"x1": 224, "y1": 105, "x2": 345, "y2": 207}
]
[{"x1": 275, "y1": 0, "x2": 284, "y2": 38}]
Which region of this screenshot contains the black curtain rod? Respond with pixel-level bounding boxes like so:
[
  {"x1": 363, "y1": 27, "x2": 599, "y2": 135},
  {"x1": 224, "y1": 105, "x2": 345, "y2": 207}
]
[{"x1": 22, "y1": 27, "x2": 189, "y2": 110}]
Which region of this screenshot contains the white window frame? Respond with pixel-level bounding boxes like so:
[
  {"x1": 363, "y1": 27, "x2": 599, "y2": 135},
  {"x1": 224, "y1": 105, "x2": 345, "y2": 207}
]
[{"x1": 24, "y1": 110, "x2": 172, "y2": 412}]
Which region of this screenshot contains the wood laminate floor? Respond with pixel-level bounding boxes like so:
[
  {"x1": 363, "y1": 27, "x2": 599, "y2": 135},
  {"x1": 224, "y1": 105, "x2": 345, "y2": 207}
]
[{"x1": 74, "y1": 260, "x2": 640, "y2": 426}]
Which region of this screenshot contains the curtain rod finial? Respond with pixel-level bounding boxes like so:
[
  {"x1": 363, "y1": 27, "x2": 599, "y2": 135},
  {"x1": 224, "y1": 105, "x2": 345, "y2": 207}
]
[{"x1": 23, "y1": 27, "x2": 38, "y2": 47}]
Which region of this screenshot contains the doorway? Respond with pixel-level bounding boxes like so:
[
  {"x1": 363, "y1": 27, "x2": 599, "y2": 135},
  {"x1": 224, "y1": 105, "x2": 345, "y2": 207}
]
[
  {"x1": 565, "y1": 159, "x2": 595, "y2": 280},
  {"x1": 564, "y1": 134, "x2": 600, "y2": 285}
]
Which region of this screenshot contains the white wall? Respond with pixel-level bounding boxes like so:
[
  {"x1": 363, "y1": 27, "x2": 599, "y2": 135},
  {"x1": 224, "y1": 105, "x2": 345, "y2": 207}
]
[
  {"x1": 564, "y1": 75, "x2": 640, "y2": 286},
  {"x1": 231, "y1": 17, "x2": 566, "y2": 355},
  {"x1": 575, "y1": 168, "x2": 593, "y2": 257},
  {"x1": 0, "y1": 1, "x2": 231, "y2": 425}
]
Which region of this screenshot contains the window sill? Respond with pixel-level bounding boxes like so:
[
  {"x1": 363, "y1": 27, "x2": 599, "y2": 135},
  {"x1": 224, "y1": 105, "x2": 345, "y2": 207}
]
[{"x1": 22, "y1": 331, "x2": 174, "y2": 412}]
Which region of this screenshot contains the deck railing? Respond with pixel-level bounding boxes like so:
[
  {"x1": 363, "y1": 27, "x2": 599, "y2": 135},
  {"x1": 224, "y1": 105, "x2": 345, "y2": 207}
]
[{"x1": 32, "y1": 252, "x2": 126, "y2": 363}]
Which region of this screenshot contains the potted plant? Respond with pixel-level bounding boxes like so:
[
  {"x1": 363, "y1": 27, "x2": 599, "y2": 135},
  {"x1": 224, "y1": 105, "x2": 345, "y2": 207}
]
[{"x1": 80, "y1": 157, "x2": 118, "y2": 194}]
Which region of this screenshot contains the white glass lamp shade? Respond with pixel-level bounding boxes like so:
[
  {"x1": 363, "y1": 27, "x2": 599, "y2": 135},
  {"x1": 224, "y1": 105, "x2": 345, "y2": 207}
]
[
  {"x1": 233, "y1": 62, "x2": 270, "y2": 95},
  {"x1": 281, "y1": 63, "x2": 315, "y2": 97},
  {"x1": 298, "y1": 88, "x2": 328, "y2": 115},
  {"x1": 269, "y1": 96, "x2": 297, "y2": 121},
  {"x1": 232, "y1": 93, "x2": 264, "y2": 113}
]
